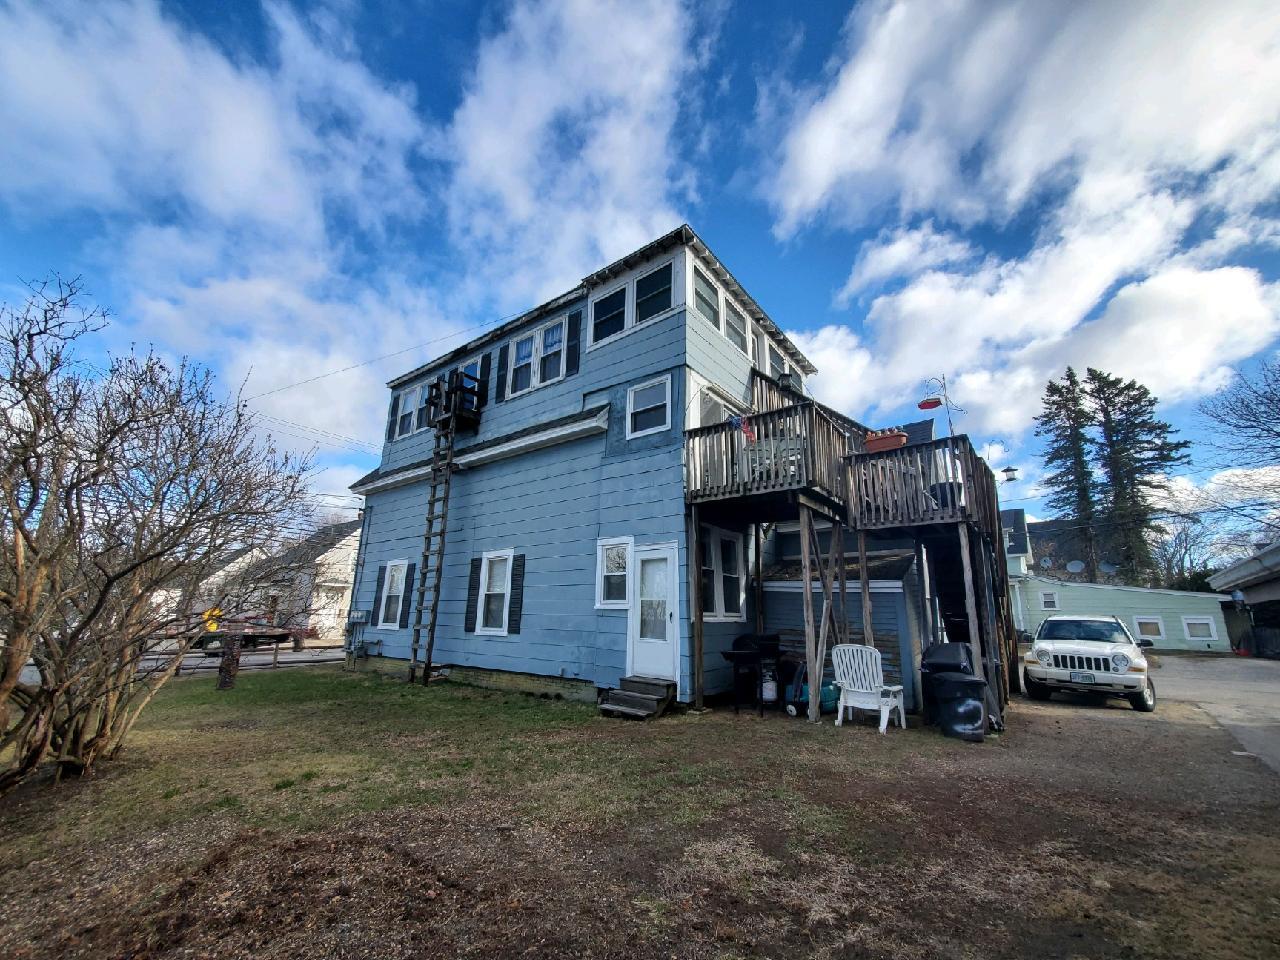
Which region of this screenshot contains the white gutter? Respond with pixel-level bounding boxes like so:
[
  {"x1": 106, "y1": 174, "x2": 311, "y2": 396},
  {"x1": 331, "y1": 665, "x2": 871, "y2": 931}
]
[
  {"x1": 1208, "y1": 541, "x2": 1280, "y2": 592},
  {"x1": 351, "y1": 408, "x2": 609, "y2": 495}
]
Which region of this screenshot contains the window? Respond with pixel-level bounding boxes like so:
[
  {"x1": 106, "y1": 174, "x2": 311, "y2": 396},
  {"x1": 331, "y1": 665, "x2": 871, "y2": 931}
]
[
  {"x1": 415, "y1": 382, "x2": 433, "y2": 430},
  {"x1": 1040, "y1": 591, "x2": 1059, "y2": 610},
  {"x1": 540, "y1": 322, "x2": 563, "y2": 383},
  {"x1": 394, "y1": 386, "x2": 418, "y2": 438},
  {"x1": 459, "y1": 356, "x2": 482, "y2": 412},
  {"x1": 595, "y1": 536, "x2": 633, "y2": 609},
  {"x1": 635, "y1": 263, "x2": 672, "y2": 324},
  {"x1": 768, "y1": 344, "x2": 786, "y2": 380},
  {"x1": 697, "y1": 385, "x2": 743, "y2": 428},
  {"x1": 699, "y1": 526, "x2": 745, "y2": 621},
  {"x1": 627, "y1": 375, "x2": 671, "y2": 439},
  {"x1": 1182, "y1": 616, "x2": 1217, "y2": 643},
  {"x1": 751, "y1": 328, "x2": 766, "y2": 369},
  {"x1": 724, "y1": 301, "x2": 748, "y2": 354},
  {"x1": 693, "y1": 267, "x2": 719, "y2": 330},
  {"x1": 511, "y1": 333, "x2": 535, "y2": 395},
  {"x1": 478, "y1": 550, "x2": 513, "y2": 635},
  {"x1": 1134, "y1": 616, "x2": 1164, "y2": 642},
  {"x1": 378, "y1": 561, "x2": 407, "y2": 628},
  {"x1": 592, "y1": 286, "x2": 626, "y2": 343},
  {"x1": 508, "y1": 318, "x2": 566, "y2": 397}
]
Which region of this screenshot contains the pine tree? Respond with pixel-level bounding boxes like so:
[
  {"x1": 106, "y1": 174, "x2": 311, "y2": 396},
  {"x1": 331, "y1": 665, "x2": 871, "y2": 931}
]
[
  {"x1": 1034, "y1": 367, "x2": 1100, "y2": 579},
  {"x1": 1084, "y1": 368, "x2": 1191, "y2": 584}
]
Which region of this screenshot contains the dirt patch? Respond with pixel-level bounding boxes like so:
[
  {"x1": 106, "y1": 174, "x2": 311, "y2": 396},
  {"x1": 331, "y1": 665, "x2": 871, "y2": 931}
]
[{"x1": 2, "y1": 672, "x2": 1278, "y2": 959}]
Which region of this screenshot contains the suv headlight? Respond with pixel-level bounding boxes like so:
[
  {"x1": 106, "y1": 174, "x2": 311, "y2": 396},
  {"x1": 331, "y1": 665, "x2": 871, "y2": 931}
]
[
  {"x1": 1111, "y1": 653, "x2": 1131, "y2": 672},
  {"x1": 1035, "y1": 648, "x2": 1052, "y2": 666}
]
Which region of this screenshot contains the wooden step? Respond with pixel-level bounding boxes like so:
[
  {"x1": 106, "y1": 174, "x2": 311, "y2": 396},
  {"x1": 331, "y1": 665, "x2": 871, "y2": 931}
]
[
  {"x1": 620, "y1": 676, "x2": 676, "y2": 699},
  {"x1": 597, "y1": 687, "x2": 668, "y2": 719}
]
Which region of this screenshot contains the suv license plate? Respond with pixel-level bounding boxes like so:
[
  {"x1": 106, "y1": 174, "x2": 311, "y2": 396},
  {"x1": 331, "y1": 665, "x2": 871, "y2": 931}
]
[{"x1": 1070, "y1": 672, "x2": 1096, "y2": 684}]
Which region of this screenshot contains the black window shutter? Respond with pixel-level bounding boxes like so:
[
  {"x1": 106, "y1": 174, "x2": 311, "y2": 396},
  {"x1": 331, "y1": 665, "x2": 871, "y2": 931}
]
[
  {"x1": 385, "y1": 395, "x2": 399, "y2": 443},
  {"x1": 564, "y1": 310, "x2": 582, "y2": 377},
  {"x1": 478, "y1": 352, "x2": 491, "y2": 407},
  {"x1": 371, "y1": 564, "x2": 387, "y2": 624},
  {"x1": 495, "y1": 344, "x2": 509, "y2": 402},
  {"x1": 398, "y1": 562, "x2": 417, "y2": 628},
  {"x1": 464, "y1": 557, "x2": 482, "y2": 632},
  {"x1": 508, "y1": 554, "x2": 526, "y2": 635}
]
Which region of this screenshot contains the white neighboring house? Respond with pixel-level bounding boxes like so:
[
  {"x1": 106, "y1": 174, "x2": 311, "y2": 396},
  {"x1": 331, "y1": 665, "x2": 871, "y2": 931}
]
[{"x1": 1002, "y1": 509, "x2": 1231, "y2": 652}]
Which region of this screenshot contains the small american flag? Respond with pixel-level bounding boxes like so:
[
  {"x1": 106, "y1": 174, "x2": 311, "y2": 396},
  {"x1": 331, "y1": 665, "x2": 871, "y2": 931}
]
[{"x1": 729, "y1": 414, "x2": 756, "y2": 442}]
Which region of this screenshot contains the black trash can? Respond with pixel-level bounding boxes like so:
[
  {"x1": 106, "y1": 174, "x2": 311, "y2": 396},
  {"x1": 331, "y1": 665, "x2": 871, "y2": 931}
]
[
  {"x1": 920, "y1": 644, "x2": 986, "y2": 742},
  {"x1": 926, "y1": 672, "x2": 987, "y2": 742}
]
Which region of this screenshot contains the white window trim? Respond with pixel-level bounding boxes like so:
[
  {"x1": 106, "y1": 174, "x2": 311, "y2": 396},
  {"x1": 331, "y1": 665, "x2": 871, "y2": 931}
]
[
  {"x1": 595, "y1": 536, "x2": 634, "y2": 610},
  {"x1": 700, "y1": 525, "x2": 747, "y2": 623},
  {"x1": 587, "y1": 259, "x2": 681, "y2": 353},
  {"x1": 1040, "y1": 591, "x2": 1059, "y2": 610},
  {"x1": 390, "y1": 385, "x2": 424, "y2": 440},
  {"x1": 506, "y1": 316, "x2": 567, "y2": 399},
  {"x1": 476, "y1": 548, "x2": 515, "y2": 636},
  {"x1": 1133, "y1": 615, "x2": 1165, "y2": 642},
  {"x1": 626, "y1": 374, "x2": 672, "y2": 440},
  {"x1": 721, "y1": 292, "x2": 751, "y2": 357},
  {"x1": 376, "y1": 559, "x2": 408, "y2": 629},
  {"x1": 1181, "y1": 615, "x2": 1218, "y2": 644}
]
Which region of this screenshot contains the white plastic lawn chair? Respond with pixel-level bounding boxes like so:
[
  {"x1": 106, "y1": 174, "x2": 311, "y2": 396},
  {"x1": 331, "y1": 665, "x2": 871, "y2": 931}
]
[{"x1": 832, "y1": 644, "x2": 905, "y2": 734}]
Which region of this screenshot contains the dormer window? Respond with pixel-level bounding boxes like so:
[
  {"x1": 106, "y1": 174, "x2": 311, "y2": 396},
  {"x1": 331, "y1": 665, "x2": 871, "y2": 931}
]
[
  {"x1": 592, "y1": 287, "x2": 626, "y2": 343},
  {"x1": 540, "y1": 322, "x2": 563, "y2": 382},
  {"x1": 507, "y1": 316, "x2": 567, "y2": 398}
]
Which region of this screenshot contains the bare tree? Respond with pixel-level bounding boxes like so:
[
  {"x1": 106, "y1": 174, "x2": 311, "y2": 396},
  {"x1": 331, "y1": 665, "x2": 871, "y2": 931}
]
[
  {"x1": 0, "y1": 278, "x2": 312, "y2": 794},
  {"x1": 1199, "y1": 359, "x2": 1280, "y2": 534}
]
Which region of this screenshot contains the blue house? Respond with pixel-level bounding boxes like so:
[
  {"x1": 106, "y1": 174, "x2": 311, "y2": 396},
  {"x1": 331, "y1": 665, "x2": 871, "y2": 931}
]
[{"x1": 347, "y1": 226, "x2": 1016, "y2": 724}]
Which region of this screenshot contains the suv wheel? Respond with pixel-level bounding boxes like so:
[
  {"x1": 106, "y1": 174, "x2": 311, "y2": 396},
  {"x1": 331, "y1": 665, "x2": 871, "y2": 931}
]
[
  {"x1": 1024, "y1": 672, "x2": 1052, "y2": 701},
  {"x1": 1128, "y1": 679, "x2": 1156, "y2": 713}
]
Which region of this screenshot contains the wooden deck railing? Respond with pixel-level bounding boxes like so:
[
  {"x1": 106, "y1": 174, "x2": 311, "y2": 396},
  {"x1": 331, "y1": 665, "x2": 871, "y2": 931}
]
[
  {"x1": 685, "y1": 401, "x2": 853, "y2": 506},
  {"x1": 847, "y1": 435, "x2": 1001, "y2": 538}
]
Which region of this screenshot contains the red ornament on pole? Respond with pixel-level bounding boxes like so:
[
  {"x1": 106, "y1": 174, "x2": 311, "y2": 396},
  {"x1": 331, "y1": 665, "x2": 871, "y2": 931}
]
[{"x1": 917, "y1": 396, "x2": 943, "y2": 410}]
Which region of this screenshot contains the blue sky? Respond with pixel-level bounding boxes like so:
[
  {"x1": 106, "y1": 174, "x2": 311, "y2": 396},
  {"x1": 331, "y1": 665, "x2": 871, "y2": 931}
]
[{"x1": 1, "y1": 0, "x2": 1278, "y2": 524}]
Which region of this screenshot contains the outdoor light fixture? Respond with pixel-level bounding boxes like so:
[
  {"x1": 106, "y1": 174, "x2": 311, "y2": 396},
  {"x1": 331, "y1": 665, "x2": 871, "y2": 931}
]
[{"x1": 1001, "y1": 466, "x2": 1019, "y2": 483}]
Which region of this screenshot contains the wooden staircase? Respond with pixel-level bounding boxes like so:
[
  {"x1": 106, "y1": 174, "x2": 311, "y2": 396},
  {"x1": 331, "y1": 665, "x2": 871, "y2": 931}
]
[{"x1": 598, "y1": 676, "x2": 677, "y2": 719}]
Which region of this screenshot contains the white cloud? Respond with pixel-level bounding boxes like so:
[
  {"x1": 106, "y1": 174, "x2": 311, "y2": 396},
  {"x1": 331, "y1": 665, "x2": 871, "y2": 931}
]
[
  {"x1": 836, "y1": 222, "x2": 974, "y2": 303},
  {"x1": 762, "y1": 0, "x2": 1280, "y2": 437},
  {"x1": 441, "y1": 0, "x2": 702, "y2": 307},
  {"x1": 786, "y1": 324, "x2": 877, "y2": 415}
]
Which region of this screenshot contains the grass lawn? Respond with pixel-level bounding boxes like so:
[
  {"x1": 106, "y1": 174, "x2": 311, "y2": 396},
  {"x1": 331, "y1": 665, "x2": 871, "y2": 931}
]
[{"x1": 2, "y1": 666, "x2": 1279, "y2": 959}]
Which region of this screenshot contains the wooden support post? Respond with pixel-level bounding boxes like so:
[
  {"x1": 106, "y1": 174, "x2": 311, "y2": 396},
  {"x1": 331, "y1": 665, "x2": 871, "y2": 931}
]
[
  {"x1": 753, "y1": 523, "x2": 764, "y2": 635},
  {"x1": 836, "y1": 524, "x2": 849, "y2": 647},
  {"x1": 915, "y1": 540, "x2": 935, "y2": 647},
  {"x1": 272, "y1": 639, "x2": 280, "y2": 669},
  {"x1": 691, "y1": 504, "x2": 705, "y2": 711},
  {"x1": 798, "y1": 505, "x2": 820, "y2": 723},
  {"x1": 958, "y1": 523, "x2": 986, "y2": 683},
  {"x1": 858, "y1": 530, "x2": 873, "y2": 647}
]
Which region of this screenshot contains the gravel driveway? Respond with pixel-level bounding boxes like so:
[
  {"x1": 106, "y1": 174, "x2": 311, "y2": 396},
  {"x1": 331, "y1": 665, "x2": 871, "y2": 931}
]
[{"x1": 1154, "y1": 653, "x2": 1280, "y2": 774}]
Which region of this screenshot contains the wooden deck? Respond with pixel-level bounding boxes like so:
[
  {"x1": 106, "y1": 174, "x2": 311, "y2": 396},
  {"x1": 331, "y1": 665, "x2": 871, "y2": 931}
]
[
  {"x1": 846, "y1": 435, "x2": 1002, "y2": 540},
  {"x1": 684, "y1": 401, "x2": 853, "y2": 513}
]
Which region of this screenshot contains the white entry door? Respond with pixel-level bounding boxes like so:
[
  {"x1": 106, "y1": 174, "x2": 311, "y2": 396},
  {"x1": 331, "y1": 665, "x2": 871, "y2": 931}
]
[{"x1": 628, "y1": 542, "x2": 678, "y2": 681}]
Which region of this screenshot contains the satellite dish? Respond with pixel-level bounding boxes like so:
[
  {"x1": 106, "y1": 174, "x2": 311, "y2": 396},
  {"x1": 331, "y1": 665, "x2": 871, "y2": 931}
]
[
  {"x1": 1039, "y1": 557, "x2": 1053, "y2": 569},
  {"x1": 1099, "y1": 561, "x2": 1118, "y2": 575},
  {"x1": 1066, "y1": 560, "x2": 1085, "y2": 574}
]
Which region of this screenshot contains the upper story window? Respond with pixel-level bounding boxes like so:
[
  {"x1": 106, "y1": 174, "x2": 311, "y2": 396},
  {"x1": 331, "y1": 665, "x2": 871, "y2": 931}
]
[
  {"x1": 724, "y1": 301, "x2": 748, "y2": 354},
  {"x1": 627, "y1": 375, "x2": 671, "y2": 439},
  {"x1": 1040, "y1": 591, "x2": 1059, "y2": 610},
  {"x1": 693, "y1": 267, "x2": 719, "y2": 330},
  {"x1": 635, "y1": 263, "x2": 673, "y2": 324},
  {"x1": 592, "y1": 287, "x2": 626, "y2": 343},
  {"x1": 414, "y1": 382, "x2": 432, "y2": 431},
  {"x1": 590, "y1": 258, "x2": 679, "y2": 348},
  {"x1": 768, "y1": 344, "x2": 786, "y2": 380},
  {"x1": 388, "y1": 384, "x2": 421, "y2": 440},
  {"x1": 509, "y1": 317, "x2": 567, "y2": 398}
]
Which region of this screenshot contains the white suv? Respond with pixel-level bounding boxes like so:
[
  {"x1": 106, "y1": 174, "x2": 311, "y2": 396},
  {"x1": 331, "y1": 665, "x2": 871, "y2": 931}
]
[{"x1": 1023, "y1": 615, "x2": 1156, "y2": 712}]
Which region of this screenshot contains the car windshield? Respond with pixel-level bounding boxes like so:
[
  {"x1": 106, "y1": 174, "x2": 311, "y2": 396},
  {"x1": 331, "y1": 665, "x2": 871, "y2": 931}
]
[{"x1": 1039, "y1": 619, "x2": 1129, "y2": 643}]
